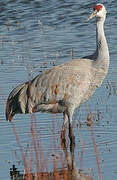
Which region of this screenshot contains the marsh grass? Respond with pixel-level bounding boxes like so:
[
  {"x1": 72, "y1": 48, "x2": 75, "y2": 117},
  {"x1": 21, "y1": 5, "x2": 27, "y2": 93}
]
[{"x1": 10, "y1": 113, "x2": 94, "y2": 180}]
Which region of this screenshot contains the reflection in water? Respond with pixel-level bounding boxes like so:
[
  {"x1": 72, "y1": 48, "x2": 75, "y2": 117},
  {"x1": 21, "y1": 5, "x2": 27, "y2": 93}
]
[{"x1": 10, "y1": 126, "x2": 93, "y2": 180}]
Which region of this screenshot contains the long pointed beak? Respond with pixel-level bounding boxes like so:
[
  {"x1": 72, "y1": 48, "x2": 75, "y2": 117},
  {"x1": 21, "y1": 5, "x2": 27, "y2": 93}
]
[{"x1": 88, "y1": 10, "x2": 97, "y2": 20}]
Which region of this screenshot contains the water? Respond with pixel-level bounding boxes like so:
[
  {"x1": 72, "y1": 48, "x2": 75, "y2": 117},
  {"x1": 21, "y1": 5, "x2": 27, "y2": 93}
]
[{"x1": 0, "y1": 0, "x2": 117, "y2": 179}]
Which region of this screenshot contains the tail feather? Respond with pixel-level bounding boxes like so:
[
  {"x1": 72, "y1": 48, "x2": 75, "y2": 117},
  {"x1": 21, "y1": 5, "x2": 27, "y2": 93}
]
[{"x1": 6, "y1": 82, "x2": 27, "y2": 121}]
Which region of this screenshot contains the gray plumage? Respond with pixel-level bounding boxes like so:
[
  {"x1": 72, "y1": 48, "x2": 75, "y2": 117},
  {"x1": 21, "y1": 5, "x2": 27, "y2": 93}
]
[{"x1": 6, "y1": 4, "x2": 109, "y2": 130}]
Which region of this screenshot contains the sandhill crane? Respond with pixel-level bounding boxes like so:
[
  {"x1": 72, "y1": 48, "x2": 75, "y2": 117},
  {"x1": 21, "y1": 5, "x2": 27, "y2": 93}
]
[{"x1": 6, "y1": 4, "x2": 109, "y2": 133}]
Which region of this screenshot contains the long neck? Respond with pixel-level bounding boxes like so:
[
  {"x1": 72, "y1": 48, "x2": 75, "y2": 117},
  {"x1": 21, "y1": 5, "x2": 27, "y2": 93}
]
[{"x1": 94, "y1": 18, "x2": 109, "y2": 73}]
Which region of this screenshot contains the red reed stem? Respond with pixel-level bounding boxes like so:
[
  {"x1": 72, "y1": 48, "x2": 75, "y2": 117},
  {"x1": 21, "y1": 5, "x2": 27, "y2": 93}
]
[{"x1": 90, "y1": 123, "x2": 103, "y2": 180}]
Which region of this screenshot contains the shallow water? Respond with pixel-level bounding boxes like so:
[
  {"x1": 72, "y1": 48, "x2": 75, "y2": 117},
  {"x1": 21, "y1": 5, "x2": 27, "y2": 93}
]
[{"x1": 0, "y1": 0, "x2": 117, "y2": 179}]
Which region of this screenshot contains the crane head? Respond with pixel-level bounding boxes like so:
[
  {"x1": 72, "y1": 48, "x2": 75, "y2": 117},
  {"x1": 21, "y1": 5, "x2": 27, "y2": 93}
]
[{"x1": 88, "y1": 4, "x2": 107, "y2": 20}]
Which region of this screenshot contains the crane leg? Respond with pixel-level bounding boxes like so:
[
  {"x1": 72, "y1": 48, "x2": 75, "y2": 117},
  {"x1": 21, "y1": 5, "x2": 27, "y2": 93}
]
[
  {"x1": 62, "y1": 111, "x2": 69, "y2": 130},
  {"x1": 67, "y1": 108, "x2": 75, "y2": 147},
  {"x1": 61, "y1": 108, "x2": 75, "y2": 147},
  {"x1": 61, "y1": 109, "x2": 71, "y2": 145},
  {"x1": 61, "y1": 111, "x2": 68, "y2": 143}
]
